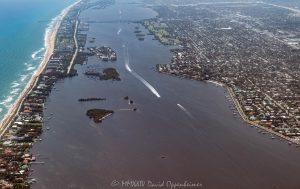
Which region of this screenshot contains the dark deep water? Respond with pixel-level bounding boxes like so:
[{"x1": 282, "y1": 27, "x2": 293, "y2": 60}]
[{"x1": 31, "y1": 1, "x2": 300, "y2": 189}]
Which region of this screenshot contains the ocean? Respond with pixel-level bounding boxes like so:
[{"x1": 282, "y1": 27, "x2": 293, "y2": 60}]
[{"x1": 0, "y1": 0, "x2": 76, "y2": 120}]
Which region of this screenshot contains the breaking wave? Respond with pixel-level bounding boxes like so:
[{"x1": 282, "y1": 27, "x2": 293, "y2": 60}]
[{"x1": 31, "y1": 47, "x2": 45, "y2": 60}]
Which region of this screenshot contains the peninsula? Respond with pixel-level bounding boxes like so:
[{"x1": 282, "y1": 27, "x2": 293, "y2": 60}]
[{"x1": 0, "y1": 0, "x2": 109, "y2": 187}]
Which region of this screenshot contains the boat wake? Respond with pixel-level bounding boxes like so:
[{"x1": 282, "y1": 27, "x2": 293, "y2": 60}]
[
  {"x1": 124, "y1": 44, "x2": 161, "y2": 98},
  {"x1": 177, "y1": 104, "x2": 195, "y2": 119},
  {"x1": 117, "y1": 28, "x2": 122, "y2": 35}
]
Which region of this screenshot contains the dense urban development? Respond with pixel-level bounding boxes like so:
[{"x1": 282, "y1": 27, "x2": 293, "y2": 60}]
[
  {"x1": 0, "y1": 0, "x2": 115, "y2": 188},
  {"x1": 146, "y1": 2, "x2": 300, "y2": 143},
  {"x1": 1, "y1": 0, "x2": 300, "y2": 188}
]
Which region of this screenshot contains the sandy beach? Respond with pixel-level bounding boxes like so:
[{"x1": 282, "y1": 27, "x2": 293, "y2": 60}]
[{"x1": 0, "y1": 0, "x2": 81, "y2": 137}]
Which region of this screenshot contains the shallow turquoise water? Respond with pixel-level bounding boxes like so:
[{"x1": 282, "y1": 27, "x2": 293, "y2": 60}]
[{"x1": 0, "y1": 0, "x2": 76, "y2": 119}]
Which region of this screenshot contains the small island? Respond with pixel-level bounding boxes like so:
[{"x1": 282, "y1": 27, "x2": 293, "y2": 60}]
[
  {"x1": 99, "y1": 68, "x2": 121, "y2": 81},
  {"x1": 85, "y1": 67, "x2": 121, "y2": 81},
  {"x1": 78, "y1": 97, "x2": 106, "y2": 102},
  {"x1": 86, "y1": 109, "x2": 114, "y2": 123}
]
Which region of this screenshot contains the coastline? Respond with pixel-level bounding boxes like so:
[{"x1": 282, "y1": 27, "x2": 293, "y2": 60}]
[
  {"x1": 205, "y1": 79, "x2": 300, "y2": 146},
  {"x1": 206, "y1": 80, "x2": 300, "y2": 146},
  {"x1": 159, "y1": 73, "x2": 300, "y2": 146},
  {"x1": 0, "y1": 0, "x2": 81, "y2": 137},
  {"x1": 226, "y1": 86, "x2": 300, "y2": 146}
]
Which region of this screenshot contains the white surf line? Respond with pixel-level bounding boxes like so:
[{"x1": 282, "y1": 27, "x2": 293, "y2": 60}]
[
  {"x1": 177, "y1": 103, "x2": 195, "y2": 120},
  {"x1": 124, "y1": 45, "x2": 161, "y2": 98},
  {"x1": 31, "y1": 47, "x2": 45, "y2": 60}
]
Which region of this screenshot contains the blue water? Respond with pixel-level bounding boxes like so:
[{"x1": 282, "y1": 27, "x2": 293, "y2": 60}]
[{"x1": 0, "y1": 0, "x2": 76, "y2": 119}]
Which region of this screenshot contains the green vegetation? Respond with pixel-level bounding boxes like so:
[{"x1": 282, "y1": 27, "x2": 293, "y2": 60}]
[
  {"x1": 13, "y1": 183, "x2": 30, "y2": 189},
  {"x1": 55, "y1": 36, "x2": 74, "y2": 47},
  {"x1": 143, "y1": 20, "x2": 181, "y2": 45},
  {"x1": 74, "y1": 52, "x2": 88, "y2": 65},
  {"x1": 86, "y1": 109, "x2": 114, "y2": 123}
]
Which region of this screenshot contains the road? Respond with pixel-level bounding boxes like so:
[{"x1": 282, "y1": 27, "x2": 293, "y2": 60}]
[{"x1": 67, "y1": 13, "x2": 80, "y2": 74}]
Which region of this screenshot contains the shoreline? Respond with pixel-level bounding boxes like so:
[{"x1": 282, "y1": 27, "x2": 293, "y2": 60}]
[
  {"x1": 0, "y1": 0, "x2": 81, "y2": 137},
  {"x1": 227, "y1": 86, "x2": 300, "y2": 146},
  {"x1": 157, "y1": 70, "x2": 300, "y2": 146},
  {"x1": 207, "y1": 80, "x2": 300, "y2": 146}
]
